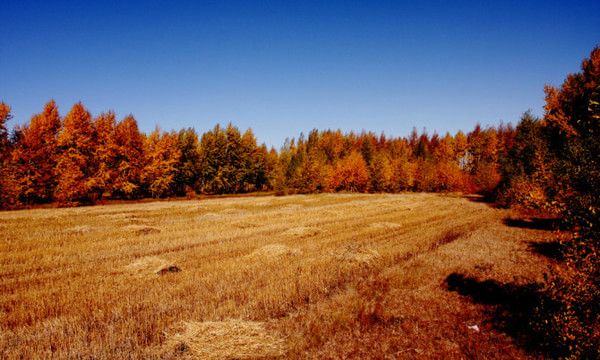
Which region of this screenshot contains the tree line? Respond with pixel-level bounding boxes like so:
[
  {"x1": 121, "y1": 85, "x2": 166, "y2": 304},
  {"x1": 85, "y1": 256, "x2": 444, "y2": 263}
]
[
  {"x1": 0, "y1": 102, "x2": 516, "y2": 208},
  {"x1": 0, "y1": 103, "x2": 278, "y2": 207}
]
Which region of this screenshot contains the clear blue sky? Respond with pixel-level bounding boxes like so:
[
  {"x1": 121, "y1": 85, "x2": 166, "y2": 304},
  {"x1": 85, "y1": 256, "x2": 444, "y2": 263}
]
[{"x1": 1, "y1": 1, "x2": 599, "y2": 147}]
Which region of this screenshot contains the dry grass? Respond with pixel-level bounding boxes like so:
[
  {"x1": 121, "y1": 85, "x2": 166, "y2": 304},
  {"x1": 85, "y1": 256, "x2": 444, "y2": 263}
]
[{"x1": 0, "y1": 193, "x2": 554, "y2": 359}]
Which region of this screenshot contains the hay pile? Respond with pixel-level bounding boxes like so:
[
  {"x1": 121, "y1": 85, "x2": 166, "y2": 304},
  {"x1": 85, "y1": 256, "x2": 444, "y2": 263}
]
[
  {"x1": 168, "y1": 320, "x2": 286, "y2": 359},
  {"x1": 124, "y1": 224, "x2": 161, "y2": 235},
  {"x1": 64, "y1": 225, "x2": 93, "y2": 234},
  {"x1": 101, "y1": 213, "x2": 137, "y2": 220},
  {"x1": 331, "y1": 245, "x2": 381, "y2": 266},
  {"x1": 220, "y1": 208, "x2": 246, "y2": 215},
  {"x1": 247, "y1": 244, "x2": 302, "y2": 259},
  {"x1": 369, "y1": 222, "x2": 401, "y2": 230},
  {"x1": 102, "y1": 213, "x2": 152, "y2": 225},
  {"x1": 283, "y1": 226, "x2": 319, "y2": 237},
  {"x1": 125, "y1": 256, "x2": 181, "y2": 277},
  {"x1": 280, "y1": 204, "x2": 303, "y2": 211},
  {"x1": 197, "y1": 213, "x2": 220, "y2": 221}
]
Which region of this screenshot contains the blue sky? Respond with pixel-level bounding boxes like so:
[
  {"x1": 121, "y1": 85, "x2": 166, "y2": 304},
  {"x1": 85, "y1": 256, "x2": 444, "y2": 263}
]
[{"x1": 1, "y1": 0, "x2": 599, "y2": 147}]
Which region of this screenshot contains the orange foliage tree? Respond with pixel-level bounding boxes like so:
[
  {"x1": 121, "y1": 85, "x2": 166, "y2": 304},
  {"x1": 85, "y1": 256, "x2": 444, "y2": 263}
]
[
  {"x1": 330, "y1": 151, "x2": 369, "y2": 192},
  {"x1": 92, "y1": 111, "x2": 119, "y2": 199},
  {"x1": 54, "y1": 103, "x2": 97, "y2": 205},
  {"x1": 142, "y1": 129, "x2": 181, "y2": 198},
  {"x1": 112, "y1": 115, "x2": 146, "y2": 198},
  {"x1": 11, "y1": 100, "x2": 62, "y2": 204}
]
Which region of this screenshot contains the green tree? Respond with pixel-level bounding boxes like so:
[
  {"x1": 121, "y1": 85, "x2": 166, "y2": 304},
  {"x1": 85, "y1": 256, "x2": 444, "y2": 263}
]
[
  {"x1": 199, "y1": 124, "x2": 228, "y2": 193},
  {"x1": 175, "y1": 128, "x2": 201, "y2": 195},
  {"x1": 496, "y1": 112, "x2": 550, "y2": 208}
]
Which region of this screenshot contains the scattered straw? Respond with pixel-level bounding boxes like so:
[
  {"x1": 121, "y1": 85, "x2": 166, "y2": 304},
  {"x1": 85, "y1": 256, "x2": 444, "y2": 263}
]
[{"x1": 168, "y1": 320, "x2": 286, "y2": 359}]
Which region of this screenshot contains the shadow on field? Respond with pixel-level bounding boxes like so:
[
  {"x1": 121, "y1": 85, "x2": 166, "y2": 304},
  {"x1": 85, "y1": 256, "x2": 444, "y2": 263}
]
[
  {"x1": 463, "y1": 194, "x2": 498, "y2": 207},
  {"x1": 503, "y1": 217, "x2": 562, "y2": 231},
  {"x1": 445, "y1": 273, "x2": 557, "y2": 357},
  {"x1": 528, "y1": 240, "x2": 566, "y2": 261}
]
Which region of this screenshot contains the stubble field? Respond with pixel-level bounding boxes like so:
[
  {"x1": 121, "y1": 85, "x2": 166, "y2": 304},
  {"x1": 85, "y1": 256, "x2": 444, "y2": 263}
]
[{"x1": 0, "y1": 193, "x2": 555, "y2": 359}]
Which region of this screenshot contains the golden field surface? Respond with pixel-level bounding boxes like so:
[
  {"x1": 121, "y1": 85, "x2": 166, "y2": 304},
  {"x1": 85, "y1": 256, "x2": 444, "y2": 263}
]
[{"x1": 0, "y1": 193, "x2": 555, "y2": 359}]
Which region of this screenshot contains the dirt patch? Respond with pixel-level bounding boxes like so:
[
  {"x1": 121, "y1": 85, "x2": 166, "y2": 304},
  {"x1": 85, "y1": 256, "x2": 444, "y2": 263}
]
[
  {"x1": 283, "y1": 226, "x2": 320, "y2": 237},
  {"x1": 168, "y1": 320, "x2": 287, "y2": 359},
  {"x1": 369, "y1": 222, "x2": 401, "y2": 230},
  {"x1": 124, "y1": 224, "x2": 161, "y2": 235},
  {"x1": 247, "y1": 244, "x2": 302, "y2": 259},
  {"x1": 125, "y1": 256, "x2": 181, "y2": 277}
]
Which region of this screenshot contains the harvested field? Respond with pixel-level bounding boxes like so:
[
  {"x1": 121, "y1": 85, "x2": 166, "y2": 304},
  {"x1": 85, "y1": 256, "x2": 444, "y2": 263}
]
[{"x1": 0, "y1": 193, "x2": 556, "y2": 358}]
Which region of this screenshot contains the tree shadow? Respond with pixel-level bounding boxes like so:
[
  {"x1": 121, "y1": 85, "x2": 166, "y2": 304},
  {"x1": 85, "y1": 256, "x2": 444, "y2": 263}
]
[
  {"x1": 445, "y1": 273, "x2": 560, "y2": 357},
  {"x1": 503, "y1": 217, "x2": 562, "y2": 231},
  {"x1": 528, "y1": 240, "x2": 566, "y2": 261},
  {"x1": 463, "y1": 194, "x2": 499, "y2": 208}
]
